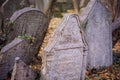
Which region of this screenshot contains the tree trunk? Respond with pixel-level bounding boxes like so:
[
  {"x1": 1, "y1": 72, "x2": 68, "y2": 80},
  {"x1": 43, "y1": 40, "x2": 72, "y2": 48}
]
[
  {"x1": 80, "y1": 0, "x2": 90, "y2": 8},
  {"x1": 72, "y1": 0, "x2": 80, "y2": 13},
  {"x1": 79, "y1": 0, "x2": 96, "y2": 24},
  {"x1": 85, "y1": 1, "x2": 113, "y2": 69},
  {"x1": 35, "y1": 0, "x2": 56, "y2": 20},
  {"x1": 35, "y1": 0, "x2": 44, "y2": 12},
  {"x1": 112, "y1": 17, "x2": 120, "y2": 32}
]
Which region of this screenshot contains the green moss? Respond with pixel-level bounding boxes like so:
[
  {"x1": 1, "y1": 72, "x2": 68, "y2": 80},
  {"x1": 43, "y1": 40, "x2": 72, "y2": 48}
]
[
  {"x1": 82, "y1": 20, "x2": 88, "y2": 31},
  {"x1": 17, "y1": 35, "x2": 34, "y2": 40},
  {"x1": 30, "y1": 5, "x2": 35, "y2": 8}
]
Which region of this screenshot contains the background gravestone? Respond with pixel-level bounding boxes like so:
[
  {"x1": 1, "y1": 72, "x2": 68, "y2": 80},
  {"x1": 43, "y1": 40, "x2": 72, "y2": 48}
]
[
  {"x1": 1, "y1": 0, "x2": 30, "y2": 25},
  {"x1": 85, "y1": 1, "x2": 113, "y2": 69},
  {"x1": 41, "y1": 14, "x2": 88, "y2": 80},
  {"x1": 11, "y1": 58, "x2": 36, "y2": 80}
]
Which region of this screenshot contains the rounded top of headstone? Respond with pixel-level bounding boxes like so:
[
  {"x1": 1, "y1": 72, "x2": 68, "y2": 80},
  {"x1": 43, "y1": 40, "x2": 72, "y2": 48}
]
[
  {"x1": 1, "y1": 0, "x2": 8, "y2": 7},
  {"x1": 15, "y1": 57, "x2": 20, "y2": 61},
  {"x1": 10, "y1": 7, "x2": 47, "y2": 22}
]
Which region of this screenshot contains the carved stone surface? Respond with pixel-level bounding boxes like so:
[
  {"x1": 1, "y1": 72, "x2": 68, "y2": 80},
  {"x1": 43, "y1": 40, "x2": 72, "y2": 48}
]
[
  {"x1": 7, "y1": 7, "x2": 48, "y2": 55},
  {"x1": 85, "y1": 1, "x2": 112, "y2": 69},
  {"x1": 41, "y1": 14, "x2": 88, "y2": 80},
  {"x1": 11, "y1": 58, "x2": 36, "y2": 80}
]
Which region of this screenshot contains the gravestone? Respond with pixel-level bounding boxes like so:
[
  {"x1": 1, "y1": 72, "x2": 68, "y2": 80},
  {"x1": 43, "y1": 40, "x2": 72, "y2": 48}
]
[
  {"x1": 0, "y1": 38, "x2": 30, "y2": 79},
  {"x1": 41, "y1": 14, "x2": 88, "y2": 80},
  {"x1": 7, "y1": 7, "x2": 48, "y2": 54},
  {"x1": 11, "y1": 57, "x2": 36, "y2": 80},
  {"x1": 1, "y1": 0, "x2": 30, "y2": 24},
  {"x1": 85, "y1": 1, "x2": 112, "y2": 69}
]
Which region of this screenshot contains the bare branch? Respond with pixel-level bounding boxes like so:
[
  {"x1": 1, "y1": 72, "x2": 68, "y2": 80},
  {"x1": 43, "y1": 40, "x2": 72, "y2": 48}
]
[{"x1": 112, "y1": 17, "x2": 120, "y2": 32}]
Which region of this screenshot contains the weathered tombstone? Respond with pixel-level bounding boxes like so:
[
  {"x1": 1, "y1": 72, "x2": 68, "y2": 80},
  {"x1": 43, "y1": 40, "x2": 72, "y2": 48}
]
[
  {"x1": 85, "y1": 1, "x2": 113, "y2": 69},
  {"x1": 11, "y1": 57, "x2": 36, "y2": 80},
  {"x1": 41, "y1": 14, "x2": 88, "y2": 80},
  {"x1": 1, "y1": 0, "x2": 30, "y2": 24},
  {"x1": 7, "y1": 7, "x2": 48, "y2": 51},
  {"x1": 0, "y1": 38, "x2": 29, "y2": 79}
]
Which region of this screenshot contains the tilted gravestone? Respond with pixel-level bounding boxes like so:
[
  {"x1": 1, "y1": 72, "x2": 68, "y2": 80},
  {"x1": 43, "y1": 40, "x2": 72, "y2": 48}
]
[
  {"x1": 0, "y1": 8, "x2": 48, "y2": 79},
  {"x1": 85, "y1": 1, "x2": 112, "y2": 69},
  {"x1": 1, "y1": 0, "x2": 30, "y2": 24},
  {"x1": 11, "y1": 57, "x2": 36, "y2": 80},
  {"x1": 41, "y1": 14, "x2": 88, "y2": 80},
  {"x1": 0, "y1": 38, "x2": 29, "y2": 79},
  {"x1": 7, "y1": 7, "x2": 48, "y2": 54}
]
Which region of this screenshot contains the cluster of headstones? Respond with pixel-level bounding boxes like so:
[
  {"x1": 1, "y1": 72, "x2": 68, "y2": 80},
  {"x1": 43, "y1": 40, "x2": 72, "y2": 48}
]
[
  {"x1": 0, "y1": 0, "x2": 113, "y2": 80},
  {"x1": 41, "y1": 0, "x2": 113, "y2": 80},
  {"x1": 0, "y1": 0, "x2": 48, "y2": 80}
]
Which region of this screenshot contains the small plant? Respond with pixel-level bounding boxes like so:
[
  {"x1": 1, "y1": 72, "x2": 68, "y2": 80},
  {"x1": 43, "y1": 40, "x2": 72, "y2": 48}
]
[
  {"x1": 4, "y1": 21, "x2": 14, "y2": 34},
  {"x1": 17, "y1": 35, "x2": 35, "y2": 42},
  {"x1": 5, "y1": 21, "x2": 14, "y2": 27},
  {"x1": 30, "y1": 5, "x2": 35, "y2": 8},
  {"x1": 82, "y1": 20, "x2": 88, "y2": 31}
]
